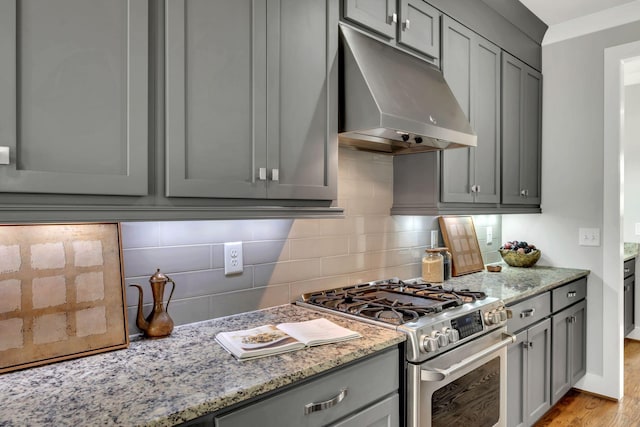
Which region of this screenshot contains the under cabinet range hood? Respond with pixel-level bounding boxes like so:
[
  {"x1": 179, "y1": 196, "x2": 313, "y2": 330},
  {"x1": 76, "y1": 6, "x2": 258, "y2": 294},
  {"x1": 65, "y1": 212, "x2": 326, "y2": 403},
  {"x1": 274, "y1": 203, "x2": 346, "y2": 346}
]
[{"x1": 339, "y1": 25, "x2": 477, "y2": 154}]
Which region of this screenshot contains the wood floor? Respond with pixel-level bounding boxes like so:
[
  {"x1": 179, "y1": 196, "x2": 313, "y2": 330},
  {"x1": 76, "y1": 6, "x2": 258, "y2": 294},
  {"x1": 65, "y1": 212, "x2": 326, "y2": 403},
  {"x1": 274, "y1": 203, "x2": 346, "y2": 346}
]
[{"x1": 534, "y1": 339, "x2": 640, "y2": 426}]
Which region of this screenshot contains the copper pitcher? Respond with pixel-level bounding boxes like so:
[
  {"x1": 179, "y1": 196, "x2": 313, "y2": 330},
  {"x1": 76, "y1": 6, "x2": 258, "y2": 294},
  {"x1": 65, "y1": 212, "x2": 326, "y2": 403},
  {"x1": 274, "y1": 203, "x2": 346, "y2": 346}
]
[{"x1": 130, "y1": 269, "x2": 176, "y2": 338}]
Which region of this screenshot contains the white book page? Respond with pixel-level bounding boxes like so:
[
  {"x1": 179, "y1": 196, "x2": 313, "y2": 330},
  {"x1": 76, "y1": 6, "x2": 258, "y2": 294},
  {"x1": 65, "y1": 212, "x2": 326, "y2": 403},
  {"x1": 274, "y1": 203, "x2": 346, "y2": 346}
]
[{"x1": 276, "y1": 318, "x2": 361, "y2": 346}]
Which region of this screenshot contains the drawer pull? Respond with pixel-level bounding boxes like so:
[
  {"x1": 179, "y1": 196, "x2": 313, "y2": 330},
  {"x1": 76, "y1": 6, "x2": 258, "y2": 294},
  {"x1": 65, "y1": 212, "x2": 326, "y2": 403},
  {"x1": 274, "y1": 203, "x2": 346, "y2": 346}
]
[
  {"x1": 304, "y1": 389, "x2": 348, "y2": 415},
  {"x1": 567, "y1": 291, "x2": 577, "y2": 298},
  {"x1": 625, "y1": 268, "x2": 631, "y2": 274},
  {"x1": 520, "y1": 308, "x2": 535, "y2": 318}
]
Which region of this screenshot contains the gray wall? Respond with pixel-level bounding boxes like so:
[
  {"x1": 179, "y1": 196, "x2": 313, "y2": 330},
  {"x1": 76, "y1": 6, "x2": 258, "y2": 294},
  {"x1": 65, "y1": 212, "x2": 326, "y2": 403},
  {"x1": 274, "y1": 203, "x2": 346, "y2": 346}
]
[{"x1": 122, "y1": 147, "x2": 501, "y2": 335}]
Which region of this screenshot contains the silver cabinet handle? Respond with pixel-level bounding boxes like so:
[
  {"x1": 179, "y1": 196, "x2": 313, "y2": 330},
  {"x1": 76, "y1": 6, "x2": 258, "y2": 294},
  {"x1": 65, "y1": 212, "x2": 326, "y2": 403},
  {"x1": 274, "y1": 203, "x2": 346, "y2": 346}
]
[
  {"x1": 390, "y1": 13, "x2": 397, "y2": 24},
  {"x1": 625, "y1": 268, "x2": 631, "y2": 274},
  {"x1": 271, "y1": 168, "x2": 279, "y2": 182},
  {"x1": 404, "y1": 19, "x2": 410, "y2": 30},
  {"x1": 567, "y1": 291, "x2": 576, "y2": 298},
  {"x1": 520, "y1": 308, "x2": 535, "y2": 318},
  {"x1": 258, "y1": 167, "x2": 267, "y2": 181},
  {"x1": 520, "y1": 189, "x2": 527, "y2": 197},
  {"x1": 304, "y1": 389, "x2": 348, "y2": 415},
  {"x1": 0, "y1": 146, "x2": 9, "y2": 165},
  {"x1": 421, "y1": 333, "x2": 516, "y2": 382}
]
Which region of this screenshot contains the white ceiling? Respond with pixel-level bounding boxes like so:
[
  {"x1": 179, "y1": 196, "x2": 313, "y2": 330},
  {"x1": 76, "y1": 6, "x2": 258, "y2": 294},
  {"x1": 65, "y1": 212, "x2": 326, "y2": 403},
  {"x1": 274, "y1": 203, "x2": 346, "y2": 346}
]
[{"x1": 519, "y1": 0, "x2": 638, "y2": 25}]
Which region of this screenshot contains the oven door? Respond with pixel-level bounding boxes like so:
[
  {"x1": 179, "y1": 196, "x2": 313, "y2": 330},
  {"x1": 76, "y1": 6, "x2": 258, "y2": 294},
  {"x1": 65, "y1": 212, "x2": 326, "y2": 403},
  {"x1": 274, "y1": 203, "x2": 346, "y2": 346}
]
[{"x1": 407, "y1": 328, "x2": 515, "y2": 427}]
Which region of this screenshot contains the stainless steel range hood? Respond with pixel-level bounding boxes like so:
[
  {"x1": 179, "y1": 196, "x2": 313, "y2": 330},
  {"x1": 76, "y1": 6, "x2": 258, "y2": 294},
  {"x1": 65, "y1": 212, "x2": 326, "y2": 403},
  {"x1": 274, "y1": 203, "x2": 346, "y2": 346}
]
[{"x1": 339, "y1": 24, "x2": 476, "y2": 154}]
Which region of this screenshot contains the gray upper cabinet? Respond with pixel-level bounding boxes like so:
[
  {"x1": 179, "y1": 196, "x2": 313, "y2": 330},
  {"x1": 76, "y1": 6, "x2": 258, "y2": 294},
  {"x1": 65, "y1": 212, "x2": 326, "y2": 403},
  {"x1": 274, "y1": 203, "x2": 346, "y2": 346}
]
[
  {"x1": 501, "y1": 52, "x2": 542, "y2": 205},
  {"x1": 397, "y1": 0, "x2": 440, "y2": 58},
  {"x1": 440, "y1": 17, "x2": 500, "y2": 204},
  {"x1": 344, "y1": 0, "x2": 440, "y2": 60},
  {"x1": 0, "y1": 0, "x2": 148, "y2": 196},
  {"x1": 344, "y1": 0, "x2": 396, "y2": 39},
  {"x1": 166, "y1": 0, "x2": 337, "y2": 200}
]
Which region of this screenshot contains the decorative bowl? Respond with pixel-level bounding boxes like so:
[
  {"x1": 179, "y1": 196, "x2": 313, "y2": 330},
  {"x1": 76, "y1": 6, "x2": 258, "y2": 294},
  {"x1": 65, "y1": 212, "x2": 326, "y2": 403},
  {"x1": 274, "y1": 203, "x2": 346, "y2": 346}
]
[{"x1": 499, "y1": 249, "x2": 541, "y2": 268}]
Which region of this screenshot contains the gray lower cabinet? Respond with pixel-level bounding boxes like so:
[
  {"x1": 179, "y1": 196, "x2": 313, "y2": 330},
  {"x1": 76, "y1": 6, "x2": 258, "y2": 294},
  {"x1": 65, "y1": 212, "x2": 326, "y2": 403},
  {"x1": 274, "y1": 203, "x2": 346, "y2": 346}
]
[
  {"x1": 343, "y1": 0, "x2": 440, "y2": 60},
  {"x1": 213, "y1": 348, "x2": 400, "y2": 427},
  {"x1": 550, "y1": 278, "x2": 587, "y2": 404},
  {"x1": 507, "y1": 318, "x2": 551, "y2": 427},
  {"x1": 507, "y1": 292, "x2": 552, "y2": 427},
  {"x1": 625, "y1": 258, "x2": 636, "y2": 336},
  {"x1": 551, "y1": 299, "x2": 586, "y2": 405},
  {"x1": 439, "y1": 16, "x2": 500, "y2": 204},
  {"x1": 0, "y1": 0, "x2": 148, "y2": 196},
  {"x1": 507, "y1": 277, "x2": 588, "y2": 427},
  {"x1": 501, "y1": 52, "x2": 542, "y2": 206},
  {"x1": 165, "y1": 0, "x2": 337, "y2": 200}
]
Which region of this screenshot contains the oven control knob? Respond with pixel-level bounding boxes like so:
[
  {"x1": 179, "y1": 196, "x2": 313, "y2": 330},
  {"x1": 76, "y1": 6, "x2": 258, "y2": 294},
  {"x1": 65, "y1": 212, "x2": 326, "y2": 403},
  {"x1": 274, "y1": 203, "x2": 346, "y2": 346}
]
[
  {"x1": 443, "y1": 327, "x2": 459, "y2": 344},
  {"x1": 432, "y1": 331, "x2": 448, "y2": 347},
  {"x1": 484, "y1": 311, "x2": 498, "y2": 325},
  {"x1": 421, "y1": 336, "x2": 439, "y2": 353},
  {"x1": 499, "y1": 308, "x2": 508, "y2": 322}
]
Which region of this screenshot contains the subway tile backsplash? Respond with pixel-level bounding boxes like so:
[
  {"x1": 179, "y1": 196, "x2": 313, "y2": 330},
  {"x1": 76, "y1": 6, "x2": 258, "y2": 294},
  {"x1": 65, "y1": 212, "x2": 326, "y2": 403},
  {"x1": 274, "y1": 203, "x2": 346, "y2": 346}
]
[{"x1": 122, "y1": 148, "x2": 501, "y2": 335}]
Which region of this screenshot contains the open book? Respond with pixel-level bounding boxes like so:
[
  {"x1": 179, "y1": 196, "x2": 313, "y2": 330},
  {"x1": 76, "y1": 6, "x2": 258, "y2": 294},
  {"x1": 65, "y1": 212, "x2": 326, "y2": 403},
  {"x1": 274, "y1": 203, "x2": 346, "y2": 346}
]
[{"x1": 215, "y1": 318, "x2": 362, "y2": 360}]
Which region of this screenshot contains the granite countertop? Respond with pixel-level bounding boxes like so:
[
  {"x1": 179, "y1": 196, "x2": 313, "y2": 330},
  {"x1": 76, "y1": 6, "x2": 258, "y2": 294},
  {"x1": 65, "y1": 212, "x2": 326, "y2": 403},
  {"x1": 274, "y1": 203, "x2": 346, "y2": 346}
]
[
  {"x1": 625, "y1": 242, "x2": 639, "y2": 261},
  {"x1": 440, "y1": 264, "x2": 590, "y2": 305},
  {"x1": 0, "y1": 304, "x2": 405, "y2": 427}
]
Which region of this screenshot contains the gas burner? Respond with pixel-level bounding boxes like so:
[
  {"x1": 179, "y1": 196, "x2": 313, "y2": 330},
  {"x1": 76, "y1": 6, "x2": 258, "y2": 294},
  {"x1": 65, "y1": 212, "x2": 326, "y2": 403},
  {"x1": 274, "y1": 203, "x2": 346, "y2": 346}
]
[{"x1": 301, "y1": 279, "x2": 484, "y2": 325}]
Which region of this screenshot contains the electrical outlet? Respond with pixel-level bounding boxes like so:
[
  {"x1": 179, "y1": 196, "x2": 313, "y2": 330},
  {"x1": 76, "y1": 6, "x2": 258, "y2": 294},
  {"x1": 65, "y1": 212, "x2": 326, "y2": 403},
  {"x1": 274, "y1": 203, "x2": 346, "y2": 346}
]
[
  {"x1": 635, "y1": 223, "x2": 640, "y2": 235},
  {"x1": 224, "y1": 241, "x2": 243, "y2": 275},
  {"x1": 486, "y1": 226, "x2": 493, "y2": 244},
  {"x1": 578, "y1": 228, "x2": 600, "y2": 247}
]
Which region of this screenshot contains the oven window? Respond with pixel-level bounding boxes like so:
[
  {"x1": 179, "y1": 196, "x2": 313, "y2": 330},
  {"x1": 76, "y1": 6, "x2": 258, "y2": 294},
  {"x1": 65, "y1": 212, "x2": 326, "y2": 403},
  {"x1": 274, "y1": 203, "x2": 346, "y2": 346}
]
[{"x1": 431, "y1": 358, "x2": 500, "y2": 427}]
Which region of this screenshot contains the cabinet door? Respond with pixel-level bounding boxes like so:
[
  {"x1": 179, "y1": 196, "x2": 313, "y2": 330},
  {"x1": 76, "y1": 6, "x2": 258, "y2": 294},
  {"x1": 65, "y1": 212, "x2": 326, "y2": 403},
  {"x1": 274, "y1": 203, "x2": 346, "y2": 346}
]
[
  {"x1": 397, "y1": 0, "x2": 440, "y2": 59},
  {"x1": 265, "y1": 0, "x2": 338, "y2": 200},
  {"x1": 551, "y1": 309, "x2": 571, "y2": 405},
  {"x1": 330, "y1": 393, "x2": 399, "y2": 427},
  {"x1": 441, "y1": 17, "x2": 500, "y2": 204},
  {"x1": 343, "y1": 0, "x2": 396, "y2": 39},
  {"x1": 501, "y1": 53, "x2": 542, "y2": 205},
  {"x1": 0, "y1": 0, "x2": 148, "y2": 195},
  {"x1": 570, "y1": 300, "x2": 587, "y2": 385},
  {"x1": 625, "y1": 275, "x2": 635, "y2": 336},
  {"x1": 527, "y1": 318, "x2": 551, "y2": 424},
  {"x1": 440, "y1": 17, "x2": 474, "y2": 203},
  {"x1": 472, "y1": 37, "x2": 501, "y2": 203},
  {"x1": 507, "y1": 330, "x2": 527, "y2": 427},
  {"x1": 165, "y1": 0, "x2": 267, "y2": 198},
  {"x1": 521, "y1": 67, "x2": 542, "y2": 204}
]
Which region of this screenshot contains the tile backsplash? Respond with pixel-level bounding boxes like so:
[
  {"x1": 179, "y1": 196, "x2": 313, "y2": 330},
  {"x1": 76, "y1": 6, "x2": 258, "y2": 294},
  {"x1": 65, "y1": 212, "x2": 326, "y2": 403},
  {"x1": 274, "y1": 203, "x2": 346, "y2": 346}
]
[{"x1": 122, "y1": 148, "x2": 501, "y2": 334}]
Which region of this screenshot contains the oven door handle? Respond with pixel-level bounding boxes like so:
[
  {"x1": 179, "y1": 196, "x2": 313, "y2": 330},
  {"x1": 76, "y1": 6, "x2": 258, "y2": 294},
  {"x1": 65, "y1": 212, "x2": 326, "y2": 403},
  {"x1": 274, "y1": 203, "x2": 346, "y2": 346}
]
[{"x1": 420, "y1": 332, "x2": 516, "y2": 382}]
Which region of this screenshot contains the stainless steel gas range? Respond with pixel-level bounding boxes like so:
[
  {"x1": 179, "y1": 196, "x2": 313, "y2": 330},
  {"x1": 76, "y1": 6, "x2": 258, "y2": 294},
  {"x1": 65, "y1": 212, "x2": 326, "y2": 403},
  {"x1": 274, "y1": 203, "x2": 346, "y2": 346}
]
[{"x1": 297, "y1": 278, "x2": 515, "y2": 427}]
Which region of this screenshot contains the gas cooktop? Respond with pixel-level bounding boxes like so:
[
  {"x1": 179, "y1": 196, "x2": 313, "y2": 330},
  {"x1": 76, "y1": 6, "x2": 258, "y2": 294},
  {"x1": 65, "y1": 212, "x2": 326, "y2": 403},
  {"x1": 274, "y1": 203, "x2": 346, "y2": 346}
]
[{"x1": 298, "y1": 278, "x2": 487, "y2": 326}]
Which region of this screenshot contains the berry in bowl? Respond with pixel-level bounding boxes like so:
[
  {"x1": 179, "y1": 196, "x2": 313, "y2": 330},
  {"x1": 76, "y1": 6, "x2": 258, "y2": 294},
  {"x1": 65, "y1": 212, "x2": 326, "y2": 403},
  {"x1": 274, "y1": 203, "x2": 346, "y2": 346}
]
[{"x1": 499, "y1": 241, "x2": 541, "y2": 267}]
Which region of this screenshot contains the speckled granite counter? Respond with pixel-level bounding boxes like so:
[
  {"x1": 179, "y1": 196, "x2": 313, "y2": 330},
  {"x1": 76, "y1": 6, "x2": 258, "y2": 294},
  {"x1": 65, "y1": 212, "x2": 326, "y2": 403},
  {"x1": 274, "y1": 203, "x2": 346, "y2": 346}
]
[
  {"x1": 0, "y1": 304, "x2": 405, "y2": 427},
  {"x1": 625, "y1": 242, "x2": 639, "y2": 261},
  {"x1": 440, "y1": 264, "x2": 590, "y2": 305}
]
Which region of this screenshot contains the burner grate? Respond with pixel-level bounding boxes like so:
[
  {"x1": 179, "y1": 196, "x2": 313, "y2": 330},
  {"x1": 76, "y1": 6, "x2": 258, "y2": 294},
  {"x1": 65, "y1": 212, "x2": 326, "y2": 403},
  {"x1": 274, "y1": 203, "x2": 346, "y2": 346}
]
[{"x1": 302, "y1": 279, "x2": 484, "y2": 325}]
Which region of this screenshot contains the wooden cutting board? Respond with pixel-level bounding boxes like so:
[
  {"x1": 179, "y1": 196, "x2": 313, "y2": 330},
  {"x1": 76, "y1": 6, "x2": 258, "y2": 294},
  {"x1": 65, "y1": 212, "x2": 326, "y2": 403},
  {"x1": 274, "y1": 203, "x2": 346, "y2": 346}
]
[{"x1": 438, "y1": 216, "x2": 485, "y2": 276}]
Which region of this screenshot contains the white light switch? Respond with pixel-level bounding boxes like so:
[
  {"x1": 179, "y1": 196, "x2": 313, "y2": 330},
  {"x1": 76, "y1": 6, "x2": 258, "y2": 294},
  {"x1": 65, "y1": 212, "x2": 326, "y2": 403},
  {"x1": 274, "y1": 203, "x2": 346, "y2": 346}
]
[
  {"x1": 486, "y1": 226, "x2": 493, "y2": 244},
  {"x1": 578, "y1": 228, "x2": 600, "y2": 247},
  {"x1": 431, "y1": 230, "x2": 439, "y2": 248},
  {"x1": 635, "y1": 223, "x2": 640, "y2": 235}
]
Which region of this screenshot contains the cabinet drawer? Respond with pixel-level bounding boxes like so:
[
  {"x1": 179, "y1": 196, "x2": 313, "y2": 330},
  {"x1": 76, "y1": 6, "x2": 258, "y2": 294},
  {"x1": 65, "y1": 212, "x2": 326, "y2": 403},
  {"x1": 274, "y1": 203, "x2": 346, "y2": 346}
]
[
  {"x1": 215, "y1": 348, "x2": 399, "y2": 427},
  {"x1": 507, "y1": 292, "x2": 551, "y2": 333},
  {"x1": 625, "y1": 258, "x2": 636, "y2": 279},
  {"x1": 552, "y1": 277, "x2": 587, "y2": 313}
]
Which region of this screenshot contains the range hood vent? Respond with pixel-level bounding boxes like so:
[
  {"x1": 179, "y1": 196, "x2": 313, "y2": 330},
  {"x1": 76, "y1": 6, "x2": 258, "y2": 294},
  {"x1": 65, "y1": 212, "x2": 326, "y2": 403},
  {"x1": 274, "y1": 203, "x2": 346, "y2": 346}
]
[{"x1": 339, "y1": 25, "x2": 477, "y2": 154}]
